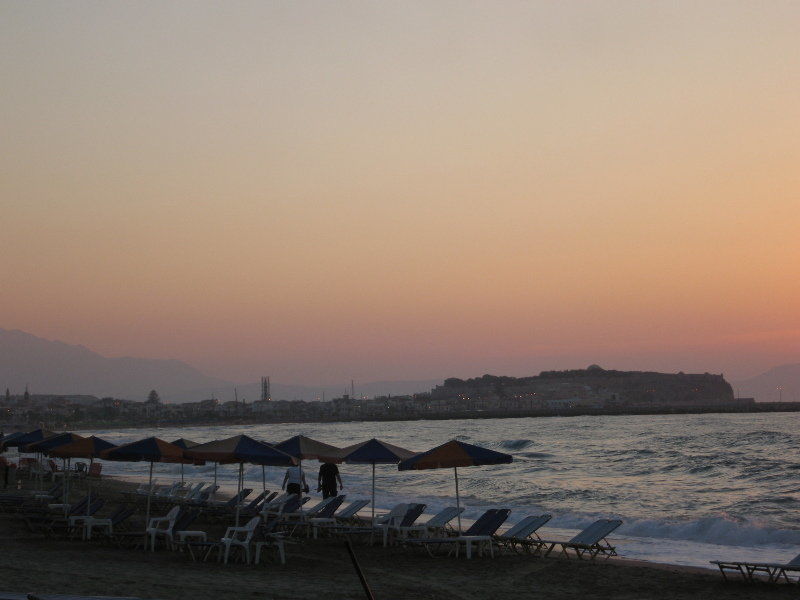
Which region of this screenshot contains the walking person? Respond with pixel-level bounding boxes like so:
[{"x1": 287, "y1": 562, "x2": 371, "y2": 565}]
[
  {"x1": 317, "y1": 462, "x2": 343, "y2": 499},
  {"x1": 282, "y1": 463, "x2": 307, "y2": 496}
]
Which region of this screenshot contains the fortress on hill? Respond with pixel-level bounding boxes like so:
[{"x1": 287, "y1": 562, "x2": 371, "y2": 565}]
[{"x1": 428, "y1": 365, "x2": 740, "y2": 412}]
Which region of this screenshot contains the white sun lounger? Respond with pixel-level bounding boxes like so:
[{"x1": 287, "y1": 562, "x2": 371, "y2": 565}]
[
  {"x1": 494, "y1": 514, "x2": 552, "y2": 552},
  {"x1": 711, "y1": 553, "x2": 800, "y2": 583},
  {"x1": 533, "y1": 518, "x2": 622, "y2": 559},
  {"x1": 395, "y1": 506, "x2": 464, "y2": 539}
]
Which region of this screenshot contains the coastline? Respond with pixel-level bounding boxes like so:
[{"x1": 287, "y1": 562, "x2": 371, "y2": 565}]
[{"x1": 0, "y1": 475, "x2": 790, "y2": 599}]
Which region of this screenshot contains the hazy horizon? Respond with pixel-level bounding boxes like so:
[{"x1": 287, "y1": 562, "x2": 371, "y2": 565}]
[{"x1": 3, "y1": 2, "x2": 799, "y2": 386}]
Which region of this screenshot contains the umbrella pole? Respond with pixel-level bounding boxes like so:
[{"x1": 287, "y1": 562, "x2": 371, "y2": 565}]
[
  {"x1": 145, "y1": 461, "x2": 154, "y2": 550},
  {"x1": 235, "y1": 462, "x2": 243, "y2": 526},
  {"x1": 371, "y1": 462, "x2": 376, "y2": 525},
  {"x1": 261, "y1": 465, "x2": 266, "y2": 492},
  {"x1": 213, "y1": 463, "x2": 217, "y2": 499},
  {"x1": 181, "y1": 463, "x2": 184, "y2": 485},
  {"x1": 454, "y1": 466, "x2": 462, "y2": 534}
]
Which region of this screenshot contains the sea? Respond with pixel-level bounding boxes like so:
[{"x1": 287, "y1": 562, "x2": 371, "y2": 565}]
[{"x1": 64, "y1": 412, "x2": 800, "y2": 569}]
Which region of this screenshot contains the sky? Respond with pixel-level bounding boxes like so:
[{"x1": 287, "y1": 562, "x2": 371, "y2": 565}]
[{"x1": 2, "y1": 1, "x2": 799, "y2": 386}]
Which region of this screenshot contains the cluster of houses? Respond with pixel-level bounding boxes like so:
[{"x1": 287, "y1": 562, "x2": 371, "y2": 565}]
[{"x1": 0, "y1": 367, "x2": 755, "y2": 429}]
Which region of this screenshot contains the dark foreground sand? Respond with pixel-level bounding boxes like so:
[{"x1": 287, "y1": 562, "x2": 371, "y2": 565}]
[{"x1": 0, "y1": 478, "x2": 794, "y2": 600}]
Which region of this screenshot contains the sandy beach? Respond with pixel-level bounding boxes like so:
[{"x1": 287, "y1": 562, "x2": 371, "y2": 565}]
[{"x1": 0, "y1": 477, "x2": 793, "y2": 600}]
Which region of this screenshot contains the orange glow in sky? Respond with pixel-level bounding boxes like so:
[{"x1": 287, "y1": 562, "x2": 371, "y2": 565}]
[{"x1": 2, "y1": 2, "x2": 799, "y2": 384}]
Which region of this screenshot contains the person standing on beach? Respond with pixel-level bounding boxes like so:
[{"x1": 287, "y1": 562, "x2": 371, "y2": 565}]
[
  {"x1": 317, "y1": 462, "x2": 343, "y2": 499},
  {"x1": 282, "y1": 463, "x2": 307, "y2": 496}
]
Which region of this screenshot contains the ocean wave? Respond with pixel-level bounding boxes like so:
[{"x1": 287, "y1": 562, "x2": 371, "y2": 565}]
[{"x1": 498, "y1": 439, "x2": 534, "y2": 450}]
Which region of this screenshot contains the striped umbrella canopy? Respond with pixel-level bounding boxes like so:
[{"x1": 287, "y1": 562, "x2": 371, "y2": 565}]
[
  {"x1": 274, "y1": 435, "x2": 343, "y2": 463},
  {"x1": 339, "y1": 438, "x2": 417, "y2": 523},
  {"x1": 184, "y1": 435, "x2": 296, "y2": 466},
  {"x1": 0, "y1": 431, "x2": 27, "y2": 446},
  {"x1": 24, "y1": 432, "x2": 85, "y2": 454},
  {"x1": 398, "y1": 440, "x2": 513, "y2": 533},
  {"x1": 101, "y1": 436, "x2": 199, "y2": 543},
  {"x1": 50, "y1": 436, "x2": 117, "y2": 459},
  {"x1": 4, "y1": 429, "x2": 58, "y2": 448},
  {"x1": 185, "y1": 435, "x2": 295, "y2": 525},
  {"x1": 170, "y1": 438, "x2": 200, "y2": 449}
]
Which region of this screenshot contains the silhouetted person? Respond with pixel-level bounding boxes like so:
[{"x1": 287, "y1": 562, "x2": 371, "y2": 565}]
[
  {"x1": 282, "y1": 464, "x2": 307, "y2": 496},
  {"x1": 317, "y1": 462, "x2": 343, "y2": 499}
]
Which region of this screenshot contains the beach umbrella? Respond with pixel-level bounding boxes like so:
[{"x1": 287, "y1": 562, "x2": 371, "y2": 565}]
[
  {"x1": 101, "y1": 437, "x2": 196, "y2": 545},
  {"x1": 339, "y1": 438, "x2": 416, "y2": 524},
  {"x1": 49, "y1": 435, "x2": 117, "y2": 515},
  {"x1": 185, "y1": 435, "x2": 296, "y2": 525},
  {"x1": 23, "y1": 432, "x2": 85, "y2": 454},
  {"x1": 273, "y1": 435, "x2": 342, "y2": 495},
  {"x1": 24, "y1": 432, "x2": 85, "y2": 501},
  {"x1": 3, "y1": 429, "x2": 58, "y2": 448},
  {"x1": 170, "y1": 438, "x2": 200, "y2": 484},
  {"x1": 398, "y1": 440, "x2": 513, "y2": 533}
]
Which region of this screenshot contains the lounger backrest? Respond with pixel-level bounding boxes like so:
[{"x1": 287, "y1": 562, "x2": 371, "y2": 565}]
[
  {"x1": 305, "y1": 496, "x2": 336, "y2": 516},
  {"x1": 426, "y1": 506, "x2": 463, "y2": 528},
  {"x1": 263, "y1": 491, "x2": 278, "y2": 504},
  {"x1": 502, "y1": 514, "x2": 552, "y2": 539},
  {"x1": 399, "y1": 503, "x2": 427, "y2": 527},
  {"x1": 242, "y1": 490, "x2": 268, "y2": 512},
  {"x1": 224, "y1": 488, "x2": 253, "y2": 508},
  {"x1": 316, "y1": 495, "x2": 346, "y2": 519},
  {"x1": 378, "y1": 504, "x2": 408, "y2": 525},
  {"x1": 90, "y1": 499, "x2": 105, "y2": 515},
  {"x1": 68, "y1": 497, "x2": 90, "y2": 515},
  {"x1": 337, "y1": 499, "x2": 370, "y2": 519},
  {"x1": 786, "y1": 553, "x2": 800, "y2": 566},
  {"x1": 569, "y1": 519, "x2": 622, "y2": 545},
  {"x1": 281, "y1": 495, "x2": 305, "y2": 514},
  {"x1": 112, "y1": 507, "x2": 135, "y2": 526},
  {"x1": 264, "y1": 493, "x2": 290, "y2": 508},
  {"x1": 501, "y1": 516, "x2": 537, "y2": 539},
  {"x1": 173, "y1": 509, "x2": 199, "y2": 532},
  {"x1": 463, "y1": 510, "x2": 498, "y2": 536},
  {"x1": 483, "y1": 509, "x2": 511, "y2": 536}
]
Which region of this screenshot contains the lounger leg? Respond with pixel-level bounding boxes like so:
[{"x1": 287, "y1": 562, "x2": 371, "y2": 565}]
[{"x1": 465, "y1": 541, "x2": 472, "y2": 560}]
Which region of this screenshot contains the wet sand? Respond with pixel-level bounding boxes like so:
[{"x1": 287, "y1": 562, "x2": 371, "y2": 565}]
[{"x1": 0, "y1": 477, "x2": 793, "y2": 600}]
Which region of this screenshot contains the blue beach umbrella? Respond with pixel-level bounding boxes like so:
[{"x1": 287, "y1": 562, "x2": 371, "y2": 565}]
[
  {"x1": 398, "y1": 440, "x2": 513, "y2": 533},
  {"x1": 102, "y1": 437, "x2": 196, "y2": 543},
  {"x1": 4, "y1": 429, "x2": 58, "y2": 448},
  {"x1": 339, "y1": 438, "x2": 417, "y2": 523},
  {"x1": 184, "y1": 435, "x2": 296, "y2": 524}
]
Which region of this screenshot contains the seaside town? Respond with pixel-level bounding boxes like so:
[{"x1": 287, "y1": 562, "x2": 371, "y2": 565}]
[{"x1": 1, "y1": 367, "x2": 757, "y2": 429}]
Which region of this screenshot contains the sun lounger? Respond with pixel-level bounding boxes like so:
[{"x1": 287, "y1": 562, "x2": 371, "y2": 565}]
[
  {"x1": 395, "y1": 506, "x2": 464, "y2": 539},
  {"x1": 309, "y1": 498, "x2": 370, "y2": 537},
  {"x1": 493, "y1": 514, "x2": 552, "y2": 553},
  {"x1": 532, "y1": 518, "x2": 622, "y2": 559},
  {"x1": 83, "y1": 505, "x2": 135, "y2": 540},
  {"x1": 381, "y1": 503, "x2": 427, "y2": 546},
  {"x1": 711, "y1": 552, "x2": 800, "y2": 583},
  {"x1": 402, "y1": 509, "x2": 511, "y2": 559}
]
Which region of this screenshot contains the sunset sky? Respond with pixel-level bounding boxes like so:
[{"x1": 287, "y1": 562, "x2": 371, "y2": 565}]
[{"x1": 2, "y1": 2, "x2": 799, "y2": 386}]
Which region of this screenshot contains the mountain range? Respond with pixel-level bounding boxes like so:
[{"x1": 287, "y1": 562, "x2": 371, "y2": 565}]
[
  {"x1": 0, "y1": 328, "x2": 439, "y2": 402},
  {"x1": 2, "y1": 327, "x2": 797, "y2": 403}
]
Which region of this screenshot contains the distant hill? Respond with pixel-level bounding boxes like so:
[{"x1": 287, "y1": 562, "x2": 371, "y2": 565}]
[
  {"x1": 733, "y1": 364, "x2": 800, "y2": 402},
  {"x1": 0, "y1": 328, "x2": 231, "y2": 402},
  {"x1": 0, "y1": 328, "x2": 441, "y2": 403}
]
